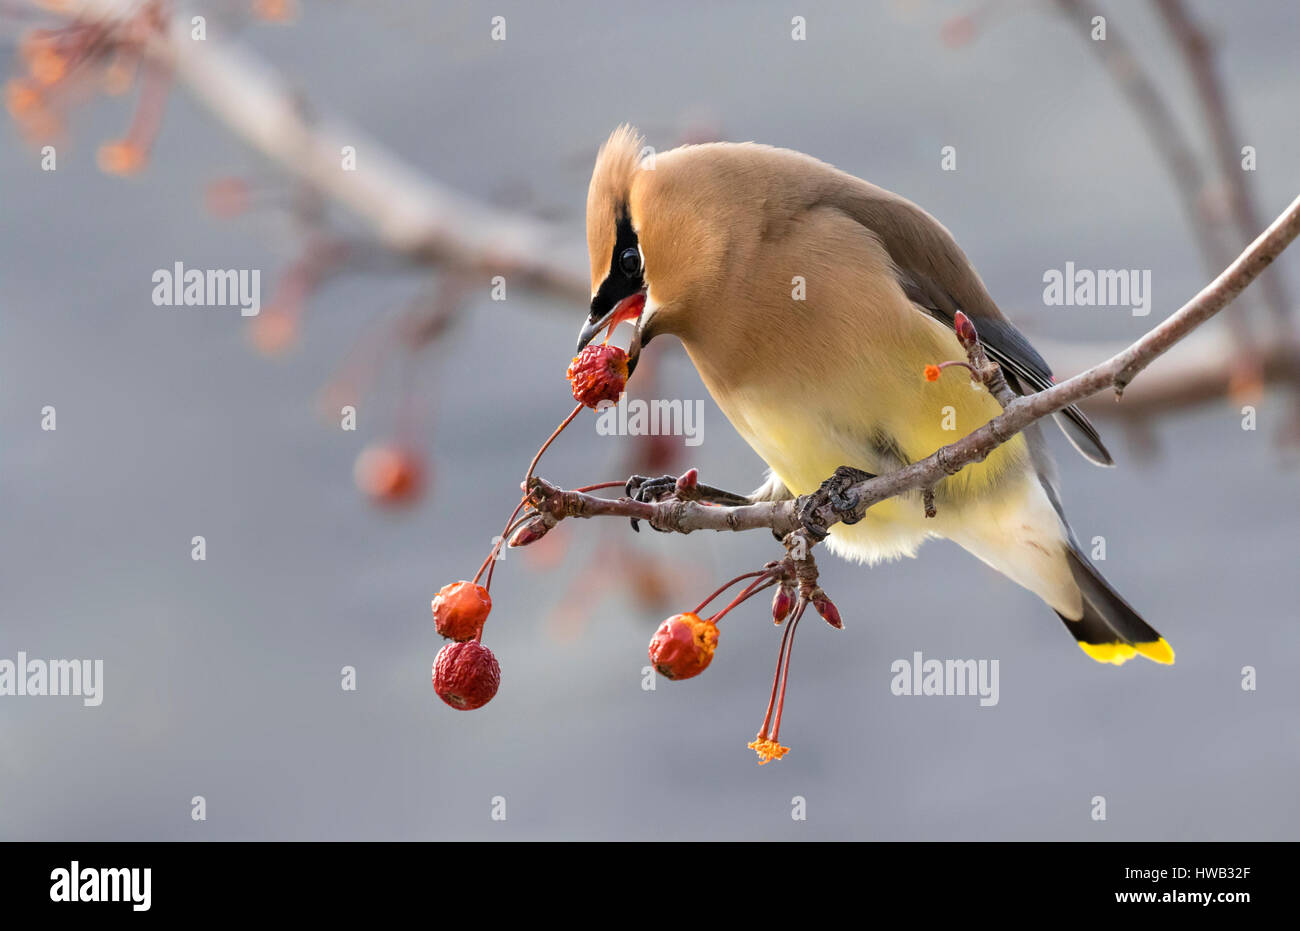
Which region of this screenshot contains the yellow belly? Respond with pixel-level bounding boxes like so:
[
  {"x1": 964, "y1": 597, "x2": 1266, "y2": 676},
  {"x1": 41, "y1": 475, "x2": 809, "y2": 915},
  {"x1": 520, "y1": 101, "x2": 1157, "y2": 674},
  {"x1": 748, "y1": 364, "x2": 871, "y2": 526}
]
[{"x1": 717, "y1": 369, "x2": 1032, "y2": 564}]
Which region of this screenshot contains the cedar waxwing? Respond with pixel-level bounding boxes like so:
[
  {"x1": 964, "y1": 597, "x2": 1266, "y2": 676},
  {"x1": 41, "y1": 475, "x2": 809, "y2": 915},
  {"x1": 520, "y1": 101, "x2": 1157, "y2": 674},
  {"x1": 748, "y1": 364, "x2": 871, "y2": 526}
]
[{"x1": 577, "y1": 125, "x2": 1173, "y2": 666}]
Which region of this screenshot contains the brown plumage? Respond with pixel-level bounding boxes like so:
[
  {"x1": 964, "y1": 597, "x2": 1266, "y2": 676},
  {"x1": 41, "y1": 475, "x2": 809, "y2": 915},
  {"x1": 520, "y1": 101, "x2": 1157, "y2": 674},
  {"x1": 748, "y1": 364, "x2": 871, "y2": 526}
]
[{"x1": 581, "y1": 126, "x2": 1172, "y2": 665}]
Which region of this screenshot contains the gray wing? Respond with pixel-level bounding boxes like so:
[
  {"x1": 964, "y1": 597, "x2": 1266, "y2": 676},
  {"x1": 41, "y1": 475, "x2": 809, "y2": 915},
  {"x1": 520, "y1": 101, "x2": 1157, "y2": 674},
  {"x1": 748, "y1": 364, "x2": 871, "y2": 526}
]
[
  {"x1": 830, "y1": 183, "x2": 1113, "y2": 467},
  {"x1": 895, "y1": 268, "x2": 1113, "y2": 467}
]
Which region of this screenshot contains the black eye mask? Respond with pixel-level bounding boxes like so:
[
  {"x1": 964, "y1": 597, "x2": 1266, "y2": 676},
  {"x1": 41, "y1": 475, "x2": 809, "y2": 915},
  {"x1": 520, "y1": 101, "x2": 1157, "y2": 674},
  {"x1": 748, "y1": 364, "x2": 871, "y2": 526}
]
[{"x1": 587, "y1": 210, "x2": 644, "y2": 327}]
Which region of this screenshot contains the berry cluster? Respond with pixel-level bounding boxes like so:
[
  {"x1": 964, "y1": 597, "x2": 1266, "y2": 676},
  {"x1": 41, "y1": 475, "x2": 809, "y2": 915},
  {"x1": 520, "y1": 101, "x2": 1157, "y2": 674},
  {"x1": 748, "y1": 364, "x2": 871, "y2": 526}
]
[
  {"x1": 645, "y1": 557, "x2": 842, "y2": 764},
  {"x1": 429, "y1": 313, "x2": 847, "y2": 764},
  {"x1": 427, "y1": 342, "x2": 631, "y2": 712}
]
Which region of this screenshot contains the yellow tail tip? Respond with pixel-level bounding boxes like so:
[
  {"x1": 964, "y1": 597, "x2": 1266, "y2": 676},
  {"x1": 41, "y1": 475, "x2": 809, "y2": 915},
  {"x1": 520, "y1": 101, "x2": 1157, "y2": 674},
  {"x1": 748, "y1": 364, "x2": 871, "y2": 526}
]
[
  {"x1": 1137, "y1": 637, "x2": 1176, "y2": 665},
  {"x1": 1078, "y1": 638, "x2": 1175, "y2": 666}
]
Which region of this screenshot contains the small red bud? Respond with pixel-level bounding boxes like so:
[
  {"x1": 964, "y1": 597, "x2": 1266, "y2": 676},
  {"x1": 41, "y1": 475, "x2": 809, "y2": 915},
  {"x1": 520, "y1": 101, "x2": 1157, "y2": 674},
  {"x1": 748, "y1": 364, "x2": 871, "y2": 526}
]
[
  {"x1": 432, "y1": 640, "x2": 501, "y2": 710},
  {"x1": 508, "y1": 518, "x2": 549, "y2": 547},
  {"x1": 953, "y1": 310, "x2": 978, "y2": 346},
  {"x1": 675, "y1": 468, "x2": 699, "y2": 493},
  {"x1": 811, "y1": 588, "x2": 844, "y2": 630},
  {"x1": 771, "y1": 584, "x2": 795, "y2": 625}
]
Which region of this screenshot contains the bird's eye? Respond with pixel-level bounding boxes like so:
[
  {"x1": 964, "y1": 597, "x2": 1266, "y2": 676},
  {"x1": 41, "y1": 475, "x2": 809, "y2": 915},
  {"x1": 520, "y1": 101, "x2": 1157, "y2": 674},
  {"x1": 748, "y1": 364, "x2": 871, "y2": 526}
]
[{"x1": 618, "y1": 247, "x2": 642, "y2": 277}]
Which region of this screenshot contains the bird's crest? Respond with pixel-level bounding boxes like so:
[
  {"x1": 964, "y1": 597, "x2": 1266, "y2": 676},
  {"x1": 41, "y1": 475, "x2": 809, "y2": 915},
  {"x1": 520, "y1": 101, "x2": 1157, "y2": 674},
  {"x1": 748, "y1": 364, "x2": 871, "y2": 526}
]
[{"x1": 586, "y1": 125, "x2": 646, "y2": 292}]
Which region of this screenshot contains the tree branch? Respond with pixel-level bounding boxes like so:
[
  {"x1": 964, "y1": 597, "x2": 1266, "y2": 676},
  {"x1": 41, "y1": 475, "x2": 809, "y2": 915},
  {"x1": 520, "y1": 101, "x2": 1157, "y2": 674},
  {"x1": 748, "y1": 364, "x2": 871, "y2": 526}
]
[{"x1": 44, "y1": 0, "x2": 590, "y2": 303}]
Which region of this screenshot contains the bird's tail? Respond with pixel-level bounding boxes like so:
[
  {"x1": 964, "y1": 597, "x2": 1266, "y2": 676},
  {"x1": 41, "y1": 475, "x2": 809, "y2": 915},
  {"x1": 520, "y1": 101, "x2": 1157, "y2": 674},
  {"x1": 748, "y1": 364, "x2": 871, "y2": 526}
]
[{"x1": 1057, "y1": 545, "x2": 1174, "y2": 666}]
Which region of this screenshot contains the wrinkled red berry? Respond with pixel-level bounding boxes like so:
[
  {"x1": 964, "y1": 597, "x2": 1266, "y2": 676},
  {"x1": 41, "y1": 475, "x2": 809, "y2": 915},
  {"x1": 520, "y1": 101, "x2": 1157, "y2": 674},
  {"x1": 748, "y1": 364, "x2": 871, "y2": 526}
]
[
  {"x1": 431, "y1": 581, "x2": 492, "y2": 641},
  {"x1": 648, "y1": 612, "x2": 719, "y2": 680},
  {"x1": 433, "y1": 640, "x2": 500, "y2": 710},
  {"x1": 566, "y1": 344, "x2": 628, "y2": 409}
]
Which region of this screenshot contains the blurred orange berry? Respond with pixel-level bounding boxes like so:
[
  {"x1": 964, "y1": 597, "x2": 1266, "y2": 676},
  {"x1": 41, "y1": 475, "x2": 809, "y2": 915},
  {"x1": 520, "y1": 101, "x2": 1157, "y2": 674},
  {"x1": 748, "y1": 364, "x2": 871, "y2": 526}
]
[
  {"x1": 252, "y1": 0, "x2": 297, "y2": 23},
  {"x1": 431, "y1": 581, "x2": 492, "y2": 642},
  {"x1": 924, "y1": 364, "x2": 941, "y2": 382},
  {"x1": 1227, "y1": 360, "x2": 1264, "y2": 405},
  {"x1": 4, "y1": 80, "x2": 42, "y2": 118},
  {"x1": 941, "y1": 15, "x2": 976, "y2": 49},
  {"x1": 97, "y1": 140, "x2": 147, "y2": 176},
  {"x1": 28, "y1": 48, "x2": 67, "y2": 86},
  {"x1": 248, "y1": 308, "x2": 298, "y2": 356},
  {"x1": 648, "y1": 612, "x2": 719, "y2": 681},
  {"x1": 354, "y1": 444, "x2": 426, "y2": 507}
]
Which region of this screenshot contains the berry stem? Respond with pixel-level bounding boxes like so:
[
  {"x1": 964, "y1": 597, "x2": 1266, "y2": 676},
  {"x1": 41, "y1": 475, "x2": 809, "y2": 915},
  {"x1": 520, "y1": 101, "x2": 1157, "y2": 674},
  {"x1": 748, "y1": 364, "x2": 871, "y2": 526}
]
[
  {"x1": 482, "y1": 509, "x2": 537, "y2": 591},
  {"x1": 691, "y1": 569, "x2": 772, "y2": 616},
  {"x1": 757, "y1": 598, "x2": 807, "y2": 741},
  {"x1": 524, "y1": 402, "x2": 583, "y2": 488},
  {"x1": 770, "y1": 601, "x2": 807, "y2": 742},
  {"x1": 936, "y1": 359, "x2": 977, "y2": 377},
  {"x1": 473, "y1": 504, "x2": 533, "y2": 585},
  {"x1": 472, "y1": 402, "x2": 587, "y2": 591},
  {"x1": 708, "y1": 576, "x2": 779, "y2": 625},
  {"x1": 573, "y1": 480, "x2": 628, "y2": 493}
]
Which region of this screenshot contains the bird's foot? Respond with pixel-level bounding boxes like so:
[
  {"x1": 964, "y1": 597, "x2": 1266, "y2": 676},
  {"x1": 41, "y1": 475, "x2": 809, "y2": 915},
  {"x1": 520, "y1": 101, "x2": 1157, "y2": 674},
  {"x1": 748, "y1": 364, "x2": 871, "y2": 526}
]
[
  {"x1": 796, "y1": 466, "x2": 876, "y2": 540},
  {"x1": 624, "y1": 469, "x2": 750, "y2": 532}
]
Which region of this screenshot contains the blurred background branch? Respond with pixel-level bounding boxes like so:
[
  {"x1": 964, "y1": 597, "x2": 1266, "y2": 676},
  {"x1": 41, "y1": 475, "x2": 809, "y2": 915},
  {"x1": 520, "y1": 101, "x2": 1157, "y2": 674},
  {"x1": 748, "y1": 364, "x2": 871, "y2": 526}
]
[{"x1": 8, "y1": 0, "x2": 1300, "y2": 457}]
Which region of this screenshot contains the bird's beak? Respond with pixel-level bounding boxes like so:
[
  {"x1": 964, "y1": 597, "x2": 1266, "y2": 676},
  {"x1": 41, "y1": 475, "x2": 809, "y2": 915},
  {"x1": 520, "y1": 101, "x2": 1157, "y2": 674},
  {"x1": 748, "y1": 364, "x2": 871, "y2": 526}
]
[{"x1": 576, "y1": 291, "x2": 647, "y2": 354}]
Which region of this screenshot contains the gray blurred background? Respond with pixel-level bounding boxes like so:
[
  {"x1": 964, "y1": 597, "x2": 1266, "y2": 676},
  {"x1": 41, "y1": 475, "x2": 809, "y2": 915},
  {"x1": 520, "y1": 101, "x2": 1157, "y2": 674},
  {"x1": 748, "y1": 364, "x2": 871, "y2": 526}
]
[{"x1": 1, "y1": 0, "x2": 1297, "y2": 840}]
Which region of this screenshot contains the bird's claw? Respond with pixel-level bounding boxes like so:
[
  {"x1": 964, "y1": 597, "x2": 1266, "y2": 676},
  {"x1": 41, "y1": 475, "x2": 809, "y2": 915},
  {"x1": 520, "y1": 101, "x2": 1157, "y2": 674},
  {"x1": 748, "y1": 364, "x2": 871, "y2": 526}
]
[
  {"x1": 625, "y1": 474, "x2": 680, "y2": 533},
  {"x1": 796, "y1": 466, "x2": 876, "y2": 539},
  {"x1": 623, "y1": 471, "x2": 750, "y2": 532}
]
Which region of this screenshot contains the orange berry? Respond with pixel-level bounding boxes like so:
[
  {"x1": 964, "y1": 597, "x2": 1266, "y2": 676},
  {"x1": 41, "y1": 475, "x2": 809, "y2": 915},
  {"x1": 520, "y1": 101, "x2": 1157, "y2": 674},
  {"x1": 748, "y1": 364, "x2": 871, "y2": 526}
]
[
  {"x1": 29, "y1": 47, "x2": 66, "y2": 86},
  {"x1": 431, "y1": 581, "x2": 492, "y2": 642},
  {"x1": 353, "y1": 444, "x2": 425, "y2": 507},
  {"x1": 648, "y1": 612, "x2": 719, "y2": 681},
  {"x1": 252, "y1": 0, "x2": 297, "y2": 23},
  {"x1": 4, "y1": 80, "x2": 42, "y2": 118},
  {"x1": 1227, "y1": 360, "x2": 1264, "y2": 404},
  {"x1": 924, "y1": 364, "x2": 941, "y2": 382},
  {"x1": 97, "y1": 141, "x2": 146, "y2": 176},
  {"x1": 248, "y1": 308, "x2": 298, "y2": 356},
  {"x1": 566, "y1": 344, "x2": 628, "y2": 409}
]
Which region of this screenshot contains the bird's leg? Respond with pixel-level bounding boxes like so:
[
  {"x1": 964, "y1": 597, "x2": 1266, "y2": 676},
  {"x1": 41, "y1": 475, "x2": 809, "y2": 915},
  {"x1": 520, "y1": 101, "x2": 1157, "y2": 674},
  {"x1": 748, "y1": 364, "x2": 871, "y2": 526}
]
[
  {"x1": 624, "y1": 470, "x2": 751, "y2": 532},
  {"x1": 795, "y1": 465, "x2": 876, "y2": 539}
]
